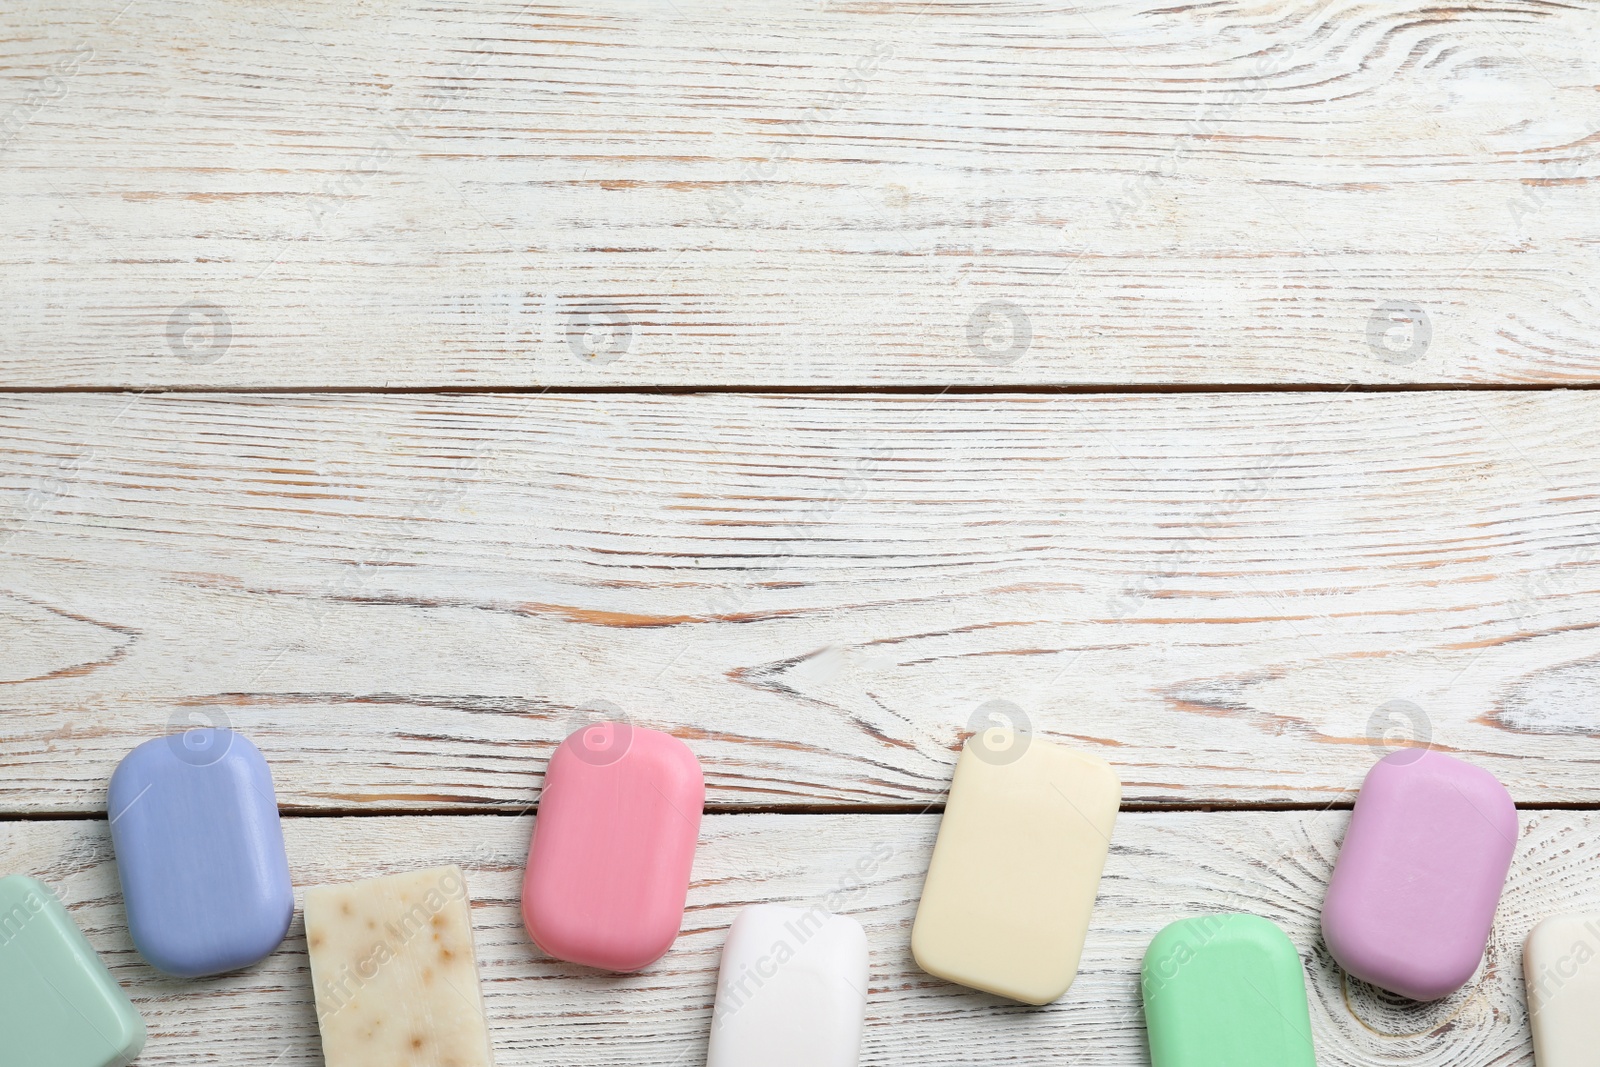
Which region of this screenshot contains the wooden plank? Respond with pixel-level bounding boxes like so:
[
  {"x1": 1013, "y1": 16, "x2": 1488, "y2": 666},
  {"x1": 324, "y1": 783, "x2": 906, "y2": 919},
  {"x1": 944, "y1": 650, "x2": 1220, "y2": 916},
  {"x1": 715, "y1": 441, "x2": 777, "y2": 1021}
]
[
  {"x1": 3, "y1": 391, "x2": 1600, "y2": 812},
  {"x1": 2, "y1": 0, "x2": 1599, "y2": 386},
  {"x1": 2, "y1": 809, "x2": 1577, "y2": 1065}
]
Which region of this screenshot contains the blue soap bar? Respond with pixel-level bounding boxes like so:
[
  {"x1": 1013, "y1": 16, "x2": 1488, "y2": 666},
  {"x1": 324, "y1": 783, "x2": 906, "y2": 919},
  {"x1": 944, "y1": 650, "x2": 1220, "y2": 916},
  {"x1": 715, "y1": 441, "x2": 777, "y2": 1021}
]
[
  {"x1": 108, "y1": 728, "x2": 293, "y2": 977},
  {"x1": 0, "y1": 875, "x2": 146, "y2": 1067}
]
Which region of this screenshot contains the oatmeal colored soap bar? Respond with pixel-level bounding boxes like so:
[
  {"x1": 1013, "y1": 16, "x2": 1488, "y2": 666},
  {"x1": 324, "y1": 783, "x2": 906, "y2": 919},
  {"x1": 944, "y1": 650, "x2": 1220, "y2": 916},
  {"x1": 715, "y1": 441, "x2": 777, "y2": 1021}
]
[
  {"x1": 306, "y1": 865, "x2": 495, "y2": 1067},
  {"x1": 0, "y1": 875, "x2": 145, "y2": 1067},
  {"x1": 911, "y1": 730, "x2": 1120, "y2": 1005}
]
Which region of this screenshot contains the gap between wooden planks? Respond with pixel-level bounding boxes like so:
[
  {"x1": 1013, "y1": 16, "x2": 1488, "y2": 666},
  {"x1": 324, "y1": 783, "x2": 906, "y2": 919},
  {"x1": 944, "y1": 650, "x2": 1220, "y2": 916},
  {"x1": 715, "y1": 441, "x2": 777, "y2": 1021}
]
[
  {"x1": 5, "y1": 4, "x2": 1598, "y2": 1065},
  {"x1": 3, "y1": 810, "x2": 1582, "y2": 1067},
  {"x1": 4, "y1": 390, "x2": 1600, "y2": 815}
]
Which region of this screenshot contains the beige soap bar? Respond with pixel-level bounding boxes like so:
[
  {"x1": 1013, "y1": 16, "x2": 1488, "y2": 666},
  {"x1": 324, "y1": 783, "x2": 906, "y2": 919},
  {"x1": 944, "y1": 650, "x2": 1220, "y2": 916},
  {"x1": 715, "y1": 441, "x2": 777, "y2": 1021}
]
[
  {"x1": 1525, "y1": 914, "x2": 1600, "y2": 1067},
  {"x1": 305, "y1": 865, "x2": 494, "y2": 1067},
  {"x1": 912, "y1": 731, "x2": 1120, "y2": 1005}
]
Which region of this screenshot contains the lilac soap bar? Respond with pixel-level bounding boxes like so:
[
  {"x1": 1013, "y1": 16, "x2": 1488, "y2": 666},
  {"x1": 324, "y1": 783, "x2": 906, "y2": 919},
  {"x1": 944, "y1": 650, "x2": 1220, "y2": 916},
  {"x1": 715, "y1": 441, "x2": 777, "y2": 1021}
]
[
  {"x1": 108, "y1": 728, "x2": 294, "y2": 977},
  {"x1": 1321, "y1": 749, "x2": 1517, "y2": 1000}
]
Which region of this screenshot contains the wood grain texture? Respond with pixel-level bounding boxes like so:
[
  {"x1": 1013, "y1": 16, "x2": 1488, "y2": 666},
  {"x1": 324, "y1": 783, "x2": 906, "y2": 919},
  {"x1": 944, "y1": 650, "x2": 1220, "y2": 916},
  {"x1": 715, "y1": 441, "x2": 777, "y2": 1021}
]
[
  {"x1": 4, "y1": 5, "x2": 1594, "y2": 1066},
  {"x1": 4, "y1": 390, "x2": 1600, "y2": 813},
  {"x1": 5, "y1": 809, "x2": 1589, "y2": 1065},
  {"x1": 3, "y1": 0, "x2": 1599, "y2": 386}
]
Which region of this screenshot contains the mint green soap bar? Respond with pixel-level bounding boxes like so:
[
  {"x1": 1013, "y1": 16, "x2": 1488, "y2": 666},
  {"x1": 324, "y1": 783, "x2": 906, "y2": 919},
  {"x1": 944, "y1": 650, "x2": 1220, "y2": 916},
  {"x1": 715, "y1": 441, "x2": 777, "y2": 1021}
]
[
  {"x1": 0, "y1": 875, "x2": 146, "y2": 1067},
  {"x1": 1141, "y1": 913, "x2": 1316, "y2": 1067}
]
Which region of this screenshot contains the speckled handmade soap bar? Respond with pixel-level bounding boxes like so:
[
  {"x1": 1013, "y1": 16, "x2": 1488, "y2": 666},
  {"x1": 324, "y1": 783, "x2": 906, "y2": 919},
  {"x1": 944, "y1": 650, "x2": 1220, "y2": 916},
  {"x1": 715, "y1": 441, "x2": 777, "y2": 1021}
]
[{"x1": 305, "y1": 865, "x2": 495, "y2": 1067}]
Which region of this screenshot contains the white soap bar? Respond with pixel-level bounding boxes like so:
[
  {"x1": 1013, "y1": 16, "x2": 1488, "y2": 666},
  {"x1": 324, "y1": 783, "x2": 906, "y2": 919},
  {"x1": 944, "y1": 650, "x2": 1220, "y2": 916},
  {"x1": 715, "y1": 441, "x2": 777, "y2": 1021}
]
[
  {"x1": 706, "y1": 904, "x2": 869, "y2": 1067},
  {"x1": 1525, "y1": 914, "x2": 1600, "y2": 1067},
  {"x1": 305, "y1": 865, "x2": 495, "y2": 1067}
]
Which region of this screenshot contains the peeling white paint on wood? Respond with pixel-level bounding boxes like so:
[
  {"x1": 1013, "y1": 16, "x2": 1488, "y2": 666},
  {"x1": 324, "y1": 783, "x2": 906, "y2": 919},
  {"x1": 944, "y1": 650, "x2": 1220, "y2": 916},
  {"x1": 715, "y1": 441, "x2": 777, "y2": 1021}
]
[
  {"x1": 3, "y1": 3, "x2": 1599, "y2": 1063},
  {"x1": 1, "y1": 0, "x2": 1598, "y2": 385},
  {"x1": 3, "y1": 392, "x2": 1599, "y2": 812}
]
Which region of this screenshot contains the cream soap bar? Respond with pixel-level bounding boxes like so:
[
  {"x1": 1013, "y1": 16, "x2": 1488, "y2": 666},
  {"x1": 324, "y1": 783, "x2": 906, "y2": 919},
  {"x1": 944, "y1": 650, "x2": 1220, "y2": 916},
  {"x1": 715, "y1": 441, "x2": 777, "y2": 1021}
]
[
  {"x1": 1525, "y1": 914, "x2": 1600, "y2": 1067},
  {"x1": 912, "y1": 730, "x2": 1120, "y2": 1004},
  {"x1": 305, "y1": 865, "x2": 495, "y2": 1067}
]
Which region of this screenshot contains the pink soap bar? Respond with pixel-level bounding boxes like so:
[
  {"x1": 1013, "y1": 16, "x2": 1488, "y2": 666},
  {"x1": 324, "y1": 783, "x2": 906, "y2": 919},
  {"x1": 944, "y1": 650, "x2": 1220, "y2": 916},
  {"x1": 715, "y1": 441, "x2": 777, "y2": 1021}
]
[
  {"x1": 522, "y1": 722, "x2": 704, "y2": 971},
  {"x1": 1321, "y1": 750, "x2": 1517, "y2": 1000}
]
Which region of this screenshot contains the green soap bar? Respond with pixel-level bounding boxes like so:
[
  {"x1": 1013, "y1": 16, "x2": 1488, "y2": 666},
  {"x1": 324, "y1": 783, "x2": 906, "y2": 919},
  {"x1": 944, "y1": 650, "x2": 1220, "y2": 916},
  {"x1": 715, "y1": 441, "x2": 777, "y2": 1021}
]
[
  {"x1": 1141, "y1": 913, "x2": 1316, "y2": 1067},
  {"x1": 0, "y1": 874, "x2": 146, "y2": 1067}
]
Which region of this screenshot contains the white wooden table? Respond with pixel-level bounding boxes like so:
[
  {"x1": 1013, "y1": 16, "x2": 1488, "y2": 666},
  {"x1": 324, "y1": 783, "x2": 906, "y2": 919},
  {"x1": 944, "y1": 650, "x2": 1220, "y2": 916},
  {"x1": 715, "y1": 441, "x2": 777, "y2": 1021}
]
[{"x1": 4, "y1": 2, "x2": 1599, "y2": 1063}]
